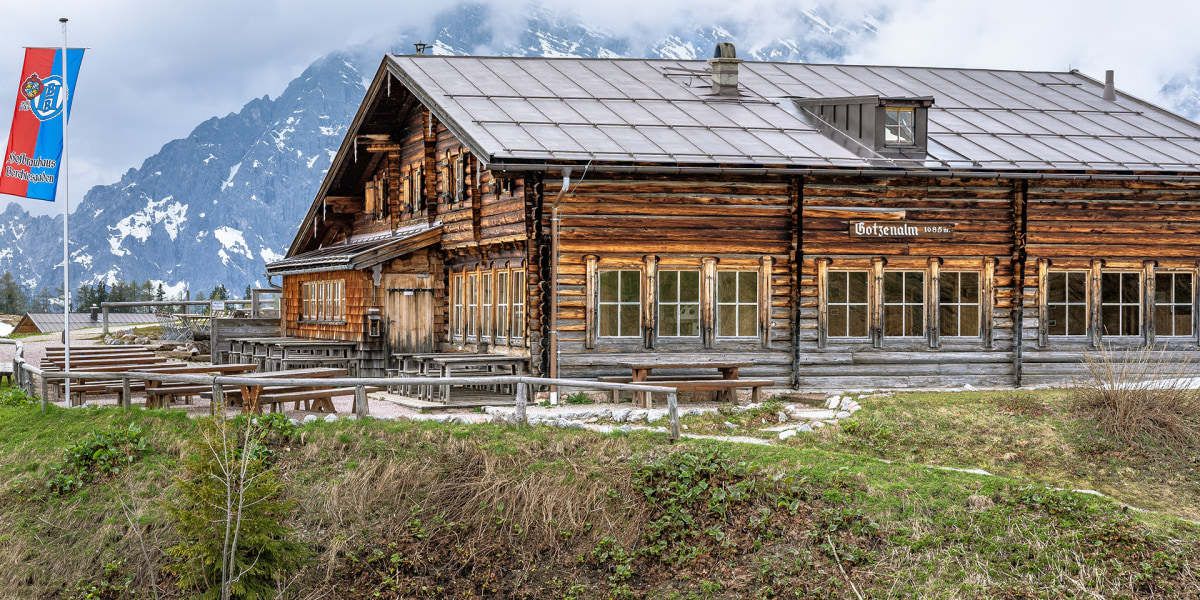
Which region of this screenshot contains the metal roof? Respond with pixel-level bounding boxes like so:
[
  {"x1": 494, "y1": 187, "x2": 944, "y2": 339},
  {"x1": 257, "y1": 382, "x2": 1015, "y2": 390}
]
[
  {"x1": 267, "y1": 223, "x2": 442, "y2": 275},
  {"x1": 388, "y1": 56, "x2": 1200, "y2": 173},
  {"x1": 18, "y1": 312, "x2": 157, "y2": 333}
]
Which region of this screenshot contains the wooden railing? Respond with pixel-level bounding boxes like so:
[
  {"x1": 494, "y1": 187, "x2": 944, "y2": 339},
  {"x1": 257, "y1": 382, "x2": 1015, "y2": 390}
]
[{"x1": 0, "y1": 339, "x2": 683, "y2": 441}]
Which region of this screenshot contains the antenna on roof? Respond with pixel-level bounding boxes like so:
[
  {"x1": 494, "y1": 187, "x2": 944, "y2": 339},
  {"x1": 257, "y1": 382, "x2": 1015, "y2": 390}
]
[
  {"x1": 413, "y1": 41, "x2": 428, "y2": 55},
  {"x1": 1102, "y1": 70, "x2": 1116, "y2": 101}
]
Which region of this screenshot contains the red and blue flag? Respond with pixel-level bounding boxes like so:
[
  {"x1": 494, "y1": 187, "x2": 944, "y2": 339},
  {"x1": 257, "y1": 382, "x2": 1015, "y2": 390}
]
[{"x1": 0, "y1": 48, "x2": 84, "y2": 201}]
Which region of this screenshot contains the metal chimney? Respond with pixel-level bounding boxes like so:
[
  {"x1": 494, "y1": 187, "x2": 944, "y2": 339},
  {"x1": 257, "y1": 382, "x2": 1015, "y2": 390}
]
[
  {"x1": 1102, "y1": 70, "x2": 1116, "y2": 101},
  {"x1": 708, "y1": 43, "x2": 742, "y2": 96}
]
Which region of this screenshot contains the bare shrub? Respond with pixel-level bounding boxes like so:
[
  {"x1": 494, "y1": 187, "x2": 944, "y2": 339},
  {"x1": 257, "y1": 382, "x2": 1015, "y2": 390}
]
[{"x1": 1073, "y1": 345, "x2": 1200, "y2": 450}]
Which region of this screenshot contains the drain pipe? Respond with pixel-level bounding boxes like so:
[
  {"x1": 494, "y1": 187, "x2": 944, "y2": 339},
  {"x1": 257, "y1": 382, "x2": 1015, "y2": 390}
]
[{"x1": 548, "y1": 167, "x2": 571, "y2": 404}]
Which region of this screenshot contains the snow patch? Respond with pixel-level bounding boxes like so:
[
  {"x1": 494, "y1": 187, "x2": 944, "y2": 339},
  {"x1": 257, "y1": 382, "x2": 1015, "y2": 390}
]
[
  {"x1": 306, "y1": 154, "x2": 319, "y2": 168},
  {"x1": 0, "y1": 322, "x2": 13, "y2": 337},
  {"x1": 319, "y1": 125, "x2": 343, "y2": 136},
  {"x1": 108, "y1": 195, "x2": 189, "y2": 256},
  {"x1": 203, "y1": 153, "x2": 217, "y2": 164},
  {"x1": 72, "y1": 252, "x2": 93, "y2": 269},
  {"x1": 214, "y1": 226, "x2": 254, "y2": 259},
  {"x1": 92, "y1": 209, "x2": 104, "y2": 218},
  {"x1": 221, "y1": 162, "x2": 242, "y2": 191},
  {"x1": 259, "y1": 246, "x2": 284, "y2": 263}
]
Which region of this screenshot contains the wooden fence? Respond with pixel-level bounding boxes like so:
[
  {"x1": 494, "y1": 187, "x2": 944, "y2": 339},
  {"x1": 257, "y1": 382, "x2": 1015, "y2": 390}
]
[{"x1": 0, "y1": 338, "x2": 682, "y2": 440}]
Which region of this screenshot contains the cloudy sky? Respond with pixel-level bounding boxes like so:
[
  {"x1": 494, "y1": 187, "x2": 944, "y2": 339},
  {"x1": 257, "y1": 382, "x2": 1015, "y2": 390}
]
[{"x1": 3, "y1": 0, "x2": 1199, "y2": 216}]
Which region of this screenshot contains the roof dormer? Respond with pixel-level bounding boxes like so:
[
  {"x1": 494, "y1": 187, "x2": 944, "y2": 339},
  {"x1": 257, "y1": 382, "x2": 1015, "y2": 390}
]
[{"x1": 792, "y1": 95, "x2": 934, "y2": 162}]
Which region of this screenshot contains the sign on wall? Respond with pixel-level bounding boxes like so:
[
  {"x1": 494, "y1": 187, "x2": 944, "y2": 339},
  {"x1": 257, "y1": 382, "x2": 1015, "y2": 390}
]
[{"x1": 848, "y1": 221, "x2": 954, "y2": 239}]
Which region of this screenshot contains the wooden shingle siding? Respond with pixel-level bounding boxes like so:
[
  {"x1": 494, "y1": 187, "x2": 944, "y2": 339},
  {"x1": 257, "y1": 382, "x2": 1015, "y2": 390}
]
[
  {"x1": 797, "y1": 176, "x2": 1019, "y2": 390},
  {"x1": 282, "y1": 270, "x2": 372, "y2": 343}
]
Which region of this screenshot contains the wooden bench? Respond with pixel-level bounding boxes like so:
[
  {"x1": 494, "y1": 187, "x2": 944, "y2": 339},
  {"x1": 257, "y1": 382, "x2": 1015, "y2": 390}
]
[
  {"x1": 597, "y1": 376, "x2": 775, "y2": 404},
  {"x1": 0, "y1": 363, "x2": 13, "y2": 386},
  {"x1": 256, "y1": 386, "x2": 383, "y2": 413}
]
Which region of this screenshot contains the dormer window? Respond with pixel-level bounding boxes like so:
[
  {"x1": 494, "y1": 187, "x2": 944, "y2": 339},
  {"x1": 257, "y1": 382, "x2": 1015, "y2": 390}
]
[{"x1": 884, "y1": 107, "x2": 915, "y2": 146}]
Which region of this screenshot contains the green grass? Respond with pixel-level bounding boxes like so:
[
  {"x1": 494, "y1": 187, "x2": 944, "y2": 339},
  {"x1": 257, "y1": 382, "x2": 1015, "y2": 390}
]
[
  {"x1": 682, "y1": 390, "x2": 1200, "y2": 523},
  {"x1": 0, "y1": 388, "x2": 1197, "y2": 598}
]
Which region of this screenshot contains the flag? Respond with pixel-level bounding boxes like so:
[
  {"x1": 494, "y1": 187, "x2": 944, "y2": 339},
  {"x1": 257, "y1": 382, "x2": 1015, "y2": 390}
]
[{"x1": 0, "y1": 48, "x2": 84, "y2": 201}]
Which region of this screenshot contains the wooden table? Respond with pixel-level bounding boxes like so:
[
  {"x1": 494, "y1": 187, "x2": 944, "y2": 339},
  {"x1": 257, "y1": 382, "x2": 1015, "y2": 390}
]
[
  {"x1": 138, "y1": 363, "x2": 260, "y2": 408},
  {"x1": 271, "y1": 339, "x2": 357, "y2": 373},
  {"x1": 420, "y1": 355, "x2": 527, "y2": 403},
  {"x1": 235, "y1": 367, "x2": 348, "y2": 414},
  {"x1": 618, "y1": 360, "x2": 752, "y2": 406},
  {"x1": 175, "y1": 313, "x2": 213, "y2": 338}
]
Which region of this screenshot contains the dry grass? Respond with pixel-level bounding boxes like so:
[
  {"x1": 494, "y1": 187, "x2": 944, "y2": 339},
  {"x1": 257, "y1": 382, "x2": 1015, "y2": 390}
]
[{"x1": 1074, "y1": 345, "x2": 1200, "y2": 450}]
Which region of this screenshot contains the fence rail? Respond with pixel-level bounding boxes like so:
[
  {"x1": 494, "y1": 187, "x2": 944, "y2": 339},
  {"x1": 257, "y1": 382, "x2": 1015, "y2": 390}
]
[{"x1": 1, "y1": 337, "x2": 681, "y2": 440}]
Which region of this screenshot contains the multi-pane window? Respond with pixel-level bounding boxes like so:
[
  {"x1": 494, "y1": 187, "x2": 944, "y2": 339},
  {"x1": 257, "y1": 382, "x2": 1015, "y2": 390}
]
[
  {"x1": 512, "y1": 270, "x2": 526, "y2": 340},
  {"x1": 659, "y1": 270, "x2": 701, "y2": 337},
  {"x1": 716, "y1": 271, "x2": 759, "y2": 337},
  {"x1": 451, "y1": 274, "x2": 464, "y2": 339},
  {"x1": 1046, "y1": 271, "x2": 1087, "y2": 336},
  {"x1": 497, "y1": 271, "x2": 509, "y2": 341},
  {"x1": 826, "y1": 271, "x2": 869, "y2": 337},
  {"x1": 600, "y1": 270, "x2": 641, "y2": 337},
  {"x1": 1155, "y1": 272, "x2": 1194, "y2": 337},
  {"x1": 465, "y1": 273, "x2": 478, "y2": 339},
  {"x1": 884, "y1": 272, "x2": 924, "y2": 337},
  {"x1": 482, "y1": 272, "x2": 493, "y2": 340},
  {"x1": 884, "y1": 107, "x2": 915, "y2": 146},
  {"x1": 1101, "y1": 272, "x2": 1141, "y2": 336},
  {"x1": 301, "y1": 280, "x2": 344, "y2": 321},
  {"x1": 939, "y1": 272, "x2": 980, "y2": 337}
]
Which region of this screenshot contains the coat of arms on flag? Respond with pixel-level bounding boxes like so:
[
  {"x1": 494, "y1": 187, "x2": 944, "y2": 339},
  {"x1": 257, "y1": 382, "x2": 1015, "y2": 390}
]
[{"x1": 0, "y1": 47, "x2": 84, "y2": 201}]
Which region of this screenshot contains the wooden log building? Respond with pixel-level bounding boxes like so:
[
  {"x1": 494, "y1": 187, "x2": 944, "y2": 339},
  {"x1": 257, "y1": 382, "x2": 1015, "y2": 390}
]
[{"x1": 264, "y1": 44, "x2": 1200, "y2": 389}]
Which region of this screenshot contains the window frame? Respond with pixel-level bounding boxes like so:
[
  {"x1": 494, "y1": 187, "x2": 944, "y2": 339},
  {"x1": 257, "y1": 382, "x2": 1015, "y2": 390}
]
[
  {"x1": 511, "y1": 269, "x2": 526, "y2": 342},
  {"x1": 599, "y1": 269, "x2": 642, "y2": 338},
  {"x1": 496, "y1": 270, "x2": 509, "y2": 344},
  {"x1": 883, "y1": 270, "x2": 926, "y2": 338},
  {"x1": 716, "y1": 270, "x2": 759, "y2": 338},
  {"x1": 1100, "y1": 271, "x2": 1142, "y2": 338},
  {"x1": 465, "y1": 272, "x2": 478, "y2": 340},
  {"x1": 451, "y1": 274, "x2": 464, "y2": 340},
  {"x1": 481, "y1": 271, "x2": 493, "y2": 342},
  {"x1": 884, "y1": 107, "x2": 916, "y2": 147},
  {"x1": 1154, "y1": 271, "x2": 1194, "y2": 338},
  {"x1": 1045, "y1": 270, "x2": 1089, "y2": 338},
  {"x1": 300, "y1": 279, "x2": 345, "y2": 323},
  {"x1": 938, "y1": 271, "x2": 981, "y2": 338},
  {"x1": 826, "y1": 270, "x2": 871, "y2": 339},
  {"x1": 657, "y1": 269, "x2": 702, "y2": 338}
]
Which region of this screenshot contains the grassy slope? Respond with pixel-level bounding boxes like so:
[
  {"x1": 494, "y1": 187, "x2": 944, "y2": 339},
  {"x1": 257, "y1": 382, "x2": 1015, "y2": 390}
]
[{"x1": 0, "y1": 390, "x2": 1197, "y2": 599}]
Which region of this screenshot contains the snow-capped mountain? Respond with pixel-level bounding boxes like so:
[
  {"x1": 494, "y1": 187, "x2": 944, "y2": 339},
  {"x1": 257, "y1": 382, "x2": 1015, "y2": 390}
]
[
  {"x1": 0, "y1": 2, "x2": 877, "y2": 295},
  {"x1": 1161, "y1": 72, "x2": 1200, "y2": 122}
]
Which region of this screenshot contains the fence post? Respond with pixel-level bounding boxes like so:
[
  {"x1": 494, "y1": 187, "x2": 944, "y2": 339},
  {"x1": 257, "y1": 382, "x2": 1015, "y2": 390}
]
[
  {"x1": 102, "y1": 307, "x2": 109, "y2": 335},
  {"x1": 515, "y1": 381, "x2": 527, "y2": 426},
  {"x1": 122, "y1": 376, "x2": 132, "y2": 410},
  {"x1": 667, "y1": 391, "x2": 680, "y2": 442},
  {"x1": 211, "y1": 381, "x2": 224, "y2": 416},
  {"x1": 40, "y1": 372, "x2": 48, "y2": 413},
  {"x1": 354, "y1": 385, "x2": 367, "y2": 418}
]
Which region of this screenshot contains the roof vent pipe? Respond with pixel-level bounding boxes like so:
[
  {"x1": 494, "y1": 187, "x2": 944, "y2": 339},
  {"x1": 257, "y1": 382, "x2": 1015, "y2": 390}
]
[
  {"x1": 1102, "y1": 70, "x2": 1116, "y2": 101},
  {"x1": 708, "y1": 42, "x2": 742, "y2": 96}
]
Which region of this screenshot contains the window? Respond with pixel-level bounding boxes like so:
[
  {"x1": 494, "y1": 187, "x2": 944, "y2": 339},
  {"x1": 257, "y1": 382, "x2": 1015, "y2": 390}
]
[
  {"x1": 939, "y1": 272, "x2": 980, "y2": 337},
  {"x1": 600, "y1": 270, "x2": 641, "y2": 337},
  {"x1": 1156, "y1": 272, "x2": 1194, "y2": 337},
  {"x1": 1047, "y1": 271, "x2": 1087, "y2": 336},
  {"x1": 451, "y1": 274, "x2": 464, "y2": 339},
  {"x1": 482, "y1": 272, "x2": 493, "y2": 339},
  {"x1": 1101, "y1": 272, "x2": 1141, "y2": 336},
  {"x1": 827, "y1": 271, "x2": 869, "y2": 338},
  {"x1": 884, "y1": 107, "x2": 915, "y2": 146},
  {"x1": 659, "y1": 270, "x2": 701, "y2": 337},
  {"x1": 413, "y1": 167, "x2": 424, "y2": 212},
  {"x1": 453, "y1": 155, "x2": 465, "y2": 203},
  {"x1": 512, "y1": 270, "x2": 526, "y2": 340},
  {"x1": 716, "y1": 271, "x2": 758, "y2": 337},
  {"x1": 884, "y1": 271, "x2": 924, "y2": 337},
  {"x1": 300, "y1": 280, "x2": 344, "y2": 321},
  {"x1": 465, "y1": 273, "x2": 478, "y2": 339},
  {"x1": 497, "y1": 271, "x2": 509, "y2": 340}
]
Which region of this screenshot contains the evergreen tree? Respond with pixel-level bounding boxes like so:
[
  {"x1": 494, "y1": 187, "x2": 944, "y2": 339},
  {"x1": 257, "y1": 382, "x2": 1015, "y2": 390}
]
[
  {"x1": 244, "y1": 284, "x2": 252, "y2": 301},
  {"x1": 210, "y1": 284, "x2": 229, "y2": 300},
  {"x1": 155, "y1": 283, "x2": 166, "y2": 302}
]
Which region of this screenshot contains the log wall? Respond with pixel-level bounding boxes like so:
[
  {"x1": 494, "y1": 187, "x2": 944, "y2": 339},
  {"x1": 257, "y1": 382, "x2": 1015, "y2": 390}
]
[
  {"x1": 797, "y1": 176, "x2": 1019, "y2": 390},
  {"x1": 549, "y1": 174, "x2": 796, "y2": 383}
]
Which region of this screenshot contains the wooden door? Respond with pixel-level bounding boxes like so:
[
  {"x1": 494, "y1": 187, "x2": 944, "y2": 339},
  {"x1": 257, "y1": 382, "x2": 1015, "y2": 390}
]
[{"x1": 383, "y1": 274, "x2": 434, "y2": 354}]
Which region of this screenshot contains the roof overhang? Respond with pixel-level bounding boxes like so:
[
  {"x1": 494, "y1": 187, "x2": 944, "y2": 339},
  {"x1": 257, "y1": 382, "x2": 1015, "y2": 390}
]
[{"x1": 267, "y1": 224, "x2": 442, "y2": 276}]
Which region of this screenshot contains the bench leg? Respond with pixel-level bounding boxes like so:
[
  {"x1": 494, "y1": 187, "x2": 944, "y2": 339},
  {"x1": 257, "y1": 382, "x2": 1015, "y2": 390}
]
[{"x1": 751, "y1": 386, "x2": 761, "y2": 404}]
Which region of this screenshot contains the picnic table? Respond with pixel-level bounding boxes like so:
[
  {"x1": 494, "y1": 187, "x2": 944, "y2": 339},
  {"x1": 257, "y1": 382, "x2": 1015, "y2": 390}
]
[
  {"x1": 616, "y1": 360, "x2": 760, "y2": 407},
  {"x1": 226, "y1": 337, "x2": 357, "y2": 373},
  {"x1": 420, "y1": 355, "x2": 527, "y2": 403},
  {"x1": 136, "y1": 363, "x2": 260, "y2": 408},
  {"x1": 235, "y1": 367, "x2": 353, "y2": 414},
  {"x1": 174, "y1": 313, "x2": 213, "y2": 338}
]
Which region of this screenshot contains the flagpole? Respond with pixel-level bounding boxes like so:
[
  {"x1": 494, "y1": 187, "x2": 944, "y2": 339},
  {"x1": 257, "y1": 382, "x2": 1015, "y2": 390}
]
[{"x1": 60, "y1": 17, "x2": 70, "y2": 404}]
